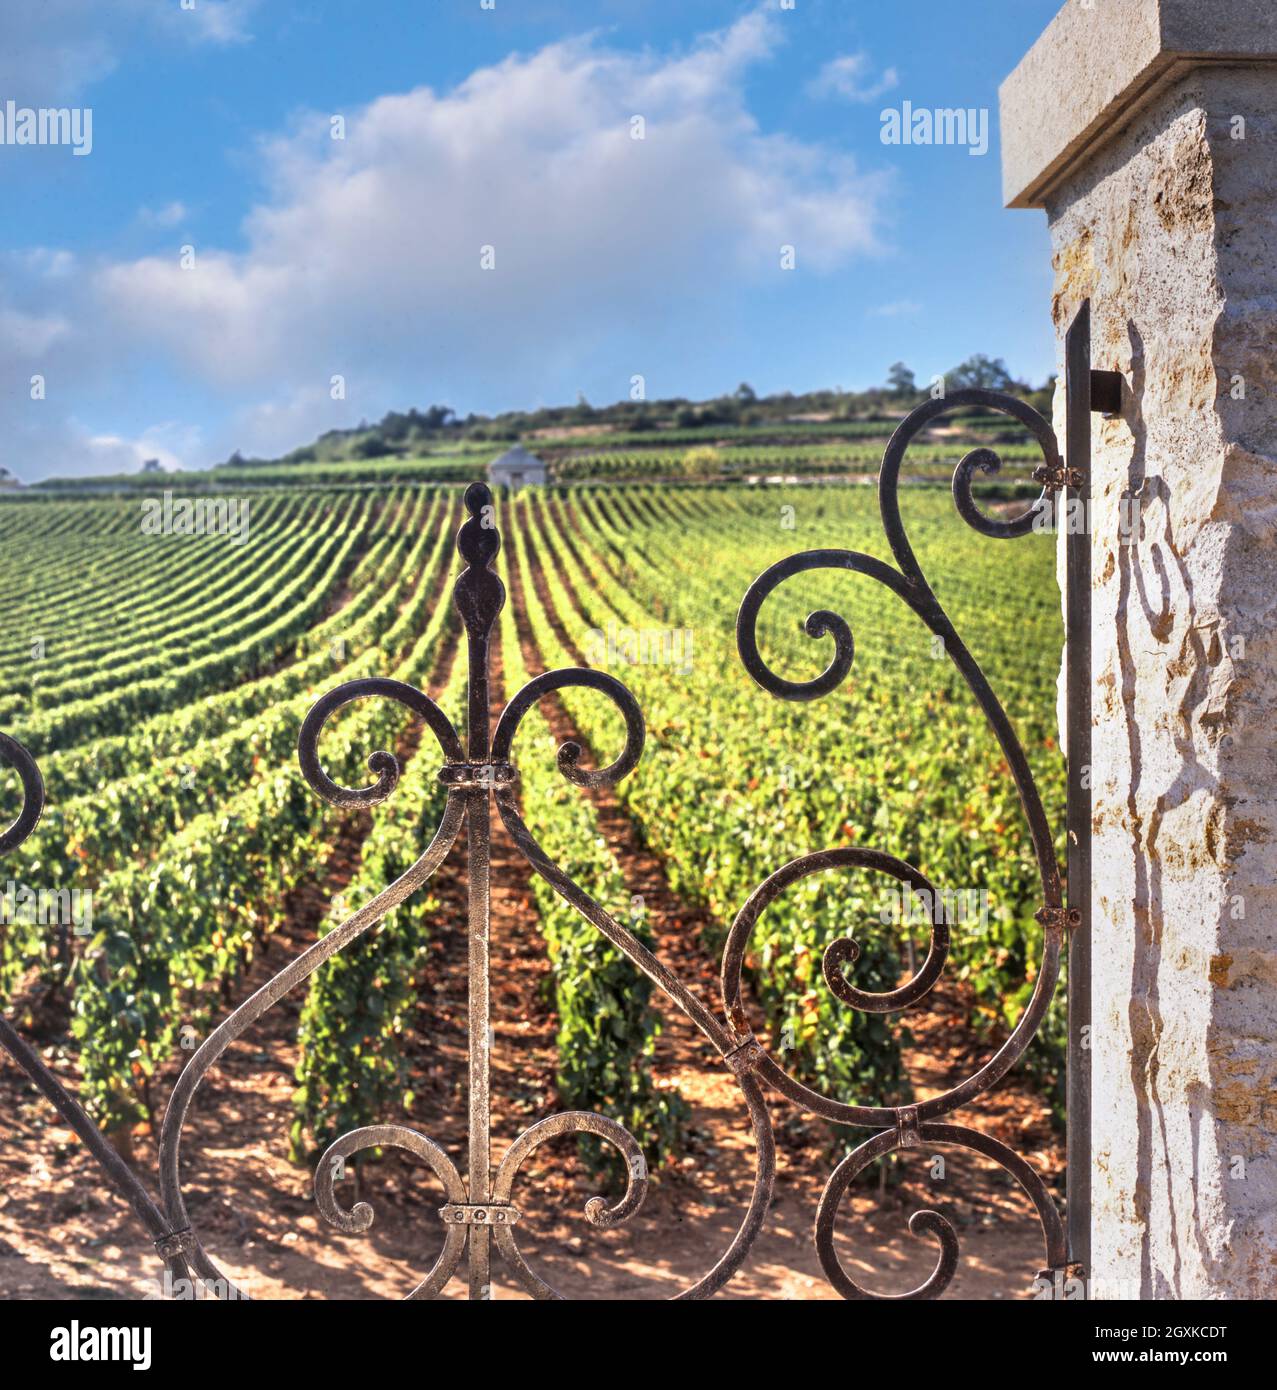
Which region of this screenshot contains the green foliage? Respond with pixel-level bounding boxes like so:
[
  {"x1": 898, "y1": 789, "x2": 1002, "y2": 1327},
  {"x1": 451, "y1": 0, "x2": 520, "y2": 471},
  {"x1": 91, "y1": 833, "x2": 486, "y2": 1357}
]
[
  {"x1": 501, "y1": 518, "x2": 688, "y2": 1181},
  {"x1": 289, "y1": 682, "x2": 464, "y2": 1159},
  {"x1": 886, "y1": 362, "x2": 917, "y2": 397},
  {"x1": 947, "y1": 353, "x2": 1016, "y2": 392},
  {"x1": 0, "y1": 463, "x2": 1067, "y2": 1161},
  {"x1": 525, "y1": 483, "x2": 1067, "y2": 1124},
  {"x1": 680, "y1": 446, "x2": 721, "y2": 479},
  {"x1": 0, "y1": 488, "x2": 460, "y2": 1134}
]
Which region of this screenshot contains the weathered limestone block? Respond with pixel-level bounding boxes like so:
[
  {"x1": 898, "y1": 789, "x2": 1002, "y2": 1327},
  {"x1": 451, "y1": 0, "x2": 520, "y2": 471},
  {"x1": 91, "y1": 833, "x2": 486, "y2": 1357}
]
[{"x1": 1003, "y1": 1, "x2": 1277, "y2": 1298}]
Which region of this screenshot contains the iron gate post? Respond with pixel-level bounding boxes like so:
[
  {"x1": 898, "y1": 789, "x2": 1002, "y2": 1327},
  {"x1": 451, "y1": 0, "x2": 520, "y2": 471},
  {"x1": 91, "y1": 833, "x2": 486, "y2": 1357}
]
[
  {"x1": 453, "y1": 498, "x2": 505, "y2": 1300},
  {"x1": 1065, "y1": 301, "x2": 1094, "y2": 1283}
]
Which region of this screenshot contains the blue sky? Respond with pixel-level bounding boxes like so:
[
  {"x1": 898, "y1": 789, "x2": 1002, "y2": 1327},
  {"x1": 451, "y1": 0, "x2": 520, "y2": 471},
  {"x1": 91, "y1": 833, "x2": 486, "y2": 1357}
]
[{"x1": 0, "y1": 0, "x2": 1065, "y2": 478}]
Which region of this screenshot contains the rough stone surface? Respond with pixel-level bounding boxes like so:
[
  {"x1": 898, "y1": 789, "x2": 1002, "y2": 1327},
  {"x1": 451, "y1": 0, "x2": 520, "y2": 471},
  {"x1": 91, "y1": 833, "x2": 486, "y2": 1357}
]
[
  {"x1": 1001, "y1": 0, "x2": 1277, "y2": 208},
  {"x1": 1042, "y1": 64, "x2": 1277, "y2": 1297}
]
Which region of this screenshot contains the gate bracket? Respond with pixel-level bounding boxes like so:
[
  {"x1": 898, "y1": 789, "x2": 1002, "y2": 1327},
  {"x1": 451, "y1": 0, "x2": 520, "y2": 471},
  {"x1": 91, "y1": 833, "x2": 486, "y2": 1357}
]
[
  {"x1": 896, "y1": 1105, "x2": 921, "y2": 1149},
  {"x1": 154, "y1": 1228, "x2": 196, "y2": 1259},
  {"x1": 440, "y1": 1203, "x2": 521, "y2": 1227},
  {"x1": 439, "y1": 761, "x2": 517, "y2": 790},
  {"x1": 1089, "y1": 369, "x2": 1123, "y2": 417}
]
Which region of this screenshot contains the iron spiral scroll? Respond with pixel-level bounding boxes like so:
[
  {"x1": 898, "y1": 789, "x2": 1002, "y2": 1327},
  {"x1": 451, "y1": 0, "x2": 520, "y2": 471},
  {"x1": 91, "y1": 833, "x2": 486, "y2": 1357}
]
[{"x1": 0, "y1": 391, "x2": 1074, "y2": 1299}]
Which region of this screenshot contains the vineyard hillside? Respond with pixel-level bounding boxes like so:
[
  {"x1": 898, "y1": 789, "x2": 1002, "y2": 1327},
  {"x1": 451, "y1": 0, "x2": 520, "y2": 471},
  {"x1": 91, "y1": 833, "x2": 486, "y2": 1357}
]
[{"x1": 0, "y1": 471, "x2": 1066, "y2": 1298}]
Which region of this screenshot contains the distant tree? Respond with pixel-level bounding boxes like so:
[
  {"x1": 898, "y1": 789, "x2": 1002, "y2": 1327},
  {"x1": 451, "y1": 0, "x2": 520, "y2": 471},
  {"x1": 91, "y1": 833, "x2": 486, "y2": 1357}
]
[
  {"x1": 947, "y1": 354, "x2": 1017, "y2": 392},
  {"x1": 886, "y1": 362, "x2": 916, "y2": 397},
  {"x1": 419, "y1": 404, "x2": 454, "y2": 430},
  {"x1": 1025, "y1": 374, "x2": 1057, "y2": 417},
  {"x1": 379, "y1": 411, "x2": 411, "y2": 442},
  {"x1": 735, "y1": 382, "x2": 757, "y2": 402}
]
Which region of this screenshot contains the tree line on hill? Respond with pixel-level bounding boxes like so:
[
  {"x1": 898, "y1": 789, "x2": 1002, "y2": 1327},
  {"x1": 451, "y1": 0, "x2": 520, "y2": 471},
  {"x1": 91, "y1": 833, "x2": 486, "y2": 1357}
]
[{"x1": 218, "y1": 355, "x2": 1055, "y2": 469}]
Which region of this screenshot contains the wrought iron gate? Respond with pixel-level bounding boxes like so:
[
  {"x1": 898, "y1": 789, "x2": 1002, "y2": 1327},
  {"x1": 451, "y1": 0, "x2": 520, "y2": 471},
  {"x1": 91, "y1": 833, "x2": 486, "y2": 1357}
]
[{"x1": 0, "y1": 304, "x2": 1112, "y2": 1300}]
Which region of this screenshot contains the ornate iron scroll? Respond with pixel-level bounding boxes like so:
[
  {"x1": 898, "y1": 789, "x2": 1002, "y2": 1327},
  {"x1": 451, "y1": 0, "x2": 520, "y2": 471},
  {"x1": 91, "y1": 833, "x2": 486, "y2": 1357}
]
[
  {"x1": 734, "y1": 385, "x2": 1079, "y2": 1298},
  {"x1": 0, "y1": 355, "x2": 1095, "y2": 1298}
]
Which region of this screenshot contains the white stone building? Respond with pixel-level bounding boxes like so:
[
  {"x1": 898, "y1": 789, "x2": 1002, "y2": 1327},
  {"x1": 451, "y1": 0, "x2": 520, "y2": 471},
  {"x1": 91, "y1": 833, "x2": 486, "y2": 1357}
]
[{"x1": 487, "y1": 444, "x2": 547, "y2": 490}]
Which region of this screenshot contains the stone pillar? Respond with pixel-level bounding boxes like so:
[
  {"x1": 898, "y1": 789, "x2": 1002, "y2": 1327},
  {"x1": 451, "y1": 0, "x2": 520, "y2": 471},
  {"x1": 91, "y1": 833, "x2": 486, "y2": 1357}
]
[{"x1": 1002, "y1": 0, "x2": 1277, "y2": 1299}]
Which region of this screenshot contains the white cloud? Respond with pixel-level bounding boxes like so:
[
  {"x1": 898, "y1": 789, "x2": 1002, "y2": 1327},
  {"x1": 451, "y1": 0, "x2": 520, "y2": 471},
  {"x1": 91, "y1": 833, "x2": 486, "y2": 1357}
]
[
  {"x1": 17, "y1": 249, "x2": 79, "y2": 281},
  {"x1": 0, "y1": 2, "x2": 119, "y2": 105},
  {"x1": 0, "y1": 256, "x2": 196, "y2": 479},
  {"x1": 0, "y1": 307, "x2": 72, "y2": 357},
  {"x1": 138, "y1": 201, "x2": 189, "y2": 229},
  {"x1": 223, "y1": 385, "x2": 355, "y2": 462},
  {"x1": 6, "y1": 10, "x2": 890, "y2": 475},
  {"x1": 0, "y1": 0, "x2": 256, "y2": 106},
  {"x1": 0, "y1": 407, "x2": 195, "y2": 483},
  {"x1": 159, "y1": 0, "x2": 258, "y2": 47},
  {"x1": 809, "y1": 53, "x2": 899, "y2": 104},
  {"x1": 82, "y1": 427, "x2": 193, "y2": 473}
]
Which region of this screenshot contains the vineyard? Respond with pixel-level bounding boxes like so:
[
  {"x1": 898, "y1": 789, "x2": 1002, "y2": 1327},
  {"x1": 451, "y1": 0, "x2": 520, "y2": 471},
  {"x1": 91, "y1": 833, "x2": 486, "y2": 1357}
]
[
  {"x1": 23, "y1": 412, "x2": 1048, "y2": 494},
  {"x1": 0, "y1": 473, "x2": 1065, "y2": 1296}
]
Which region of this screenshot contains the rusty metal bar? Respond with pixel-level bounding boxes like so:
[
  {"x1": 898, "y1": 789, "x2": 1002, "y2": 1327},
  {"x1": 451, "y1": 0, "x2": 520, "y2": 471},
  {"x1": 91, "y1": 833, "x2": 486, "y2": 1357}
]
[
  {"x1": 453, "y1": 495, "x2": 505, "y2": 1300},
  {"x1": 1065, "y1": 300, "x2": 1097, "y2": 1280}
]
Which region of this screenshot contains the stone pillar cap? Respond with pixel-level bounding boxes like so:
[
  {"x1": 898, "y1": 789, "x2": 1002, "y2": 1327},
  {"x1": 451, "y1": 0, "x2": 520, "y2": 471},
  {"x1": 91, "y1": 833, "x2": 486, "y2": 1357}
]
[{"x1": 1001, "y1": 0, "x2": 1277, "y2": 208}]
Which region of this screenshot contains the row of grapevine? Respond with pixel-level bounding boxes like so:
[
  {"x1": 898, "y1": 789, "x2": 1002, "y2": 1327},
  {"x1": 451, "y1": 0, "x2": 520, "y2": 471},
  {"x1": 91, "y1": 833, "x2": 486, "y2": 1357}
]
[
  {"x1": 34, "y1": 494, "x2": 437, "y2": 801},
  {"x1": 516, "y1": 481, "x2": 1067, "y2": 1118},
  {"x1": 9, "y1": 497, "x2": 373, "y2": 755},
  {"x1": 289, "y1": 663, "x2": 467, "y2": 1159},
  {"x1": 0, "y1": 496, "x2": 351, "y2": 722},
  {"x1": 551, "y1": 440, "x2": 1044, "y2": 484},
  {"x1": 14, "y1": 495, "x2": 447, "y2": 900},
  {"x1": 0, "y1": 494, "x2": 301, "y2": 696},
  {"x1": 291, "y1": 496, "x2": 690, "y2": 1173},
  {"x1": 2, "y1": 493, "x2": 296, "y2": 668},
  {"x1": 290, "y1": 492, "x2": 465, "y2": 1154},
  {"x1": 518, "y1": 490, "x2": 909, "y2": 1114},
  {"x1": 0, "y1": 471, "x2": 1065, "y2": 1165},
  {"x1": 495, "y1": 514, "x2": 687, "y2": 1176},
  {"x1": 62, "y1": 497, "x2": 464, "y2": 1131},
  {"x1": 0, "y1": 491, "x2": 469, "y2": 1135}
]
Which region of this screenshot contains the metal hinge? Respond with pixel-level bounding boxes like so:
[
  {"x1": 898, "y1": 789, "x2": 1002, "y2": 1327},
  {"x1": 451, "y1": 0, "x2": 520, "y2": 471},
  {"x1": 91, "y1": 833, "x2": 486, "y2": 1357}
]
[
  {"x1": 1032, "y1": 462, "x2": 1085, "y2": 492},
  {"x1": 1035, "y1": 905, "x2": 1083, "y2": 933}
]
